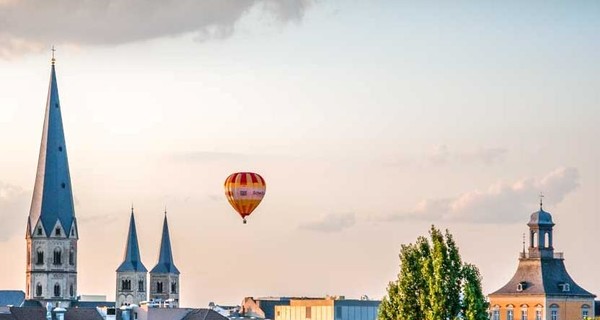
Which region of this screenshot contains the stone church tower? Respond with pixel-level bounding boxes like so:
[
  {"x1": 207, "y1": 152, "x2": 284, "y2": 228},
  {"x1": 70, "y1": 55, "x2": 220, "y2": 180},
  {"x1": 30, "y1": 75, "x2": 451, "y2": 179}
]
[
  {"x1": 488, "y1": 201, "x2": 595, "y2": 320},
  {"x1": 116, "y1": 207, "x2": 148, "y2": 306},
  {"x1": 25, "y1": 56, "x2": 78, "y2": 306},
  {"x1": 150, "y1": 213, "x2": 180, "y2": 307}
]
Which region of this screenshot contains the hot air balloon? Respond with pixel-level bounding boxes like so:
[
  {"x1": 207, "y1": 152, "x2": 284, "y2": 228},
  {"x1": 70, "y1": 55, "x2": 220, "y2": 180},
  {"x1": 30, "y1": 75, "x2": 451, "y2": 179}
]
[{"x1": 224, "y1": 172, "x2": 266, "y2": 224}]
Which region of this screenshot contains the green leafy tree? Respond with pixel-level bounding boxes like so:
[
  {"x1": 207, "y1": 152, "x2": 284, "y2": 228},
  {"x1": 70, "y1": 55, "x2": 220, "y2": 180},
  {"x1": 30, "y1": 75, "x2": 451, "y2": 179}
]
[{"x1": 378, "y1": 226, "x2": 488, "y2": 320}]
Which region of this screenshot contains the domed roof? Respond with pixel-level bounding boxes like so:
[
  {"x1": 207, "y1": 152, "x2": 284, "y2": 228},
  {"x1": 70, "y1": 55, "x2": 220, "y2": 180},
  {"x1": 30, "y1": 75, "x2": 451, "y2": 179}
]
[{"x1": 528, "y1": 209, "x2": 554, "y2": 226}]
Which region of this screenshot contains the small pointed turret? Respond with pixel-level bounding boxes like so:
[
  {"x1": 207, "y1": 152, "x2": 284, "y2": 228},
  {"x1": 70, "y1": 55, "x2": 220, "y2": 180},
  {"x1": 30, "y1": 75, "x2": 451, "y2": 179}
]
[
  {"x1": 151, "y1": 212, "x2": 179, "y2": 274},
  {"x1": 117, "y1": 207, "x2": 147, "y2": 273}
]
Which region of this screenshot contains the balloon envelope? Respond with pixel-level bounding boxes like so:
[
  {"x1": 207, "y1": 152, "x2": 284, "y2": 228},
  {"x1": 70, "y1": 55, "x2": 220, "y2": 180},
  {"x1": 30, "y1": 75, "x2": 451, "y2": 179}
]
[{"x1": 224, "y1": 172, "x2": 266, "y2": 223}]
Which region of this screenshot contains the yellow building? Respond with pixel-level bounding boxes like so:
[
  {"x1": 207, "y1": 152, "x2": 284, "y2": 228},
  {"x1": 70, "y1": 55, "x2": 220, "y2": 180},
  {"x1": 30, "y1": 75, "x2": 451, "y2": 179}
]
[
  {"x1": 488, "y1": 204, "x2": 595, "y2": 320},
  {"x1": 274, "y1": 297, "x2": 379, "y2": 320}
]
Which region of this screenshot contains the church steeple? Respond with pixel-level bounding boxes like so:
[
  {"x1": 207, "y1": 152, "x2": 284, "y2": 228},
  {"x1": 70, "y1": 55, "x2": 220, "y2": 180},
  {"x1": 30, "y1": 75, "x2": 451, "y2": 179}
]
[
  {"x1": 150, "y1": 212, "x2": 180, "y2": 306},
  {"x1": 116, "y1": 206, "x2": 148, "y2": 307},
  {"x1": 26, "y1": 53, "x2": 78, "y2": 305},
  {"x1": 27, "y1": 55, "x2": 77, "y2": 238},
  {"x1": 117, "y1": 207, "x2": 147, "y2": 273}
]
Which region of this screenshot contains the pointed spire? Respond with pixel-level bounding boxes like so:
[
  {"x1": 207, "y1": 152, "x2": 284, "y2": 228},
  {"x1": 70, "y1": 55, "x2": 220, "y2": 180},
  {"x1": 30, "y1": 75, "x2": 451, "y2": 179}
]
[
  {"x1": 151, "y1": 212, "x2": 180, "y2": 274},
  {"x1": 28, "y1": 56, "x2": 76, "y2": 236},
  {"x1": 117, "y1": 207, "x2": 147, "y2": 272}
]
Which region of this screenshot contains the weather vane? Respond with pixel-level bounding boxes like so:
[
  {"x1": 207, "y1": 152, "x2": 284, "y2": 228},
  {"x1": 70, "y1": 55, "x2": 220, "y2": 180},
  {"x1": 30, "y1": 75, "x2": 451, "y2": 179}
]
[
  {"x1": 539, "y1": 192, "x2": 544, "y2": 210},
  {"x1": 51, "y1": 45, "x2": 56, "y2": 65}
]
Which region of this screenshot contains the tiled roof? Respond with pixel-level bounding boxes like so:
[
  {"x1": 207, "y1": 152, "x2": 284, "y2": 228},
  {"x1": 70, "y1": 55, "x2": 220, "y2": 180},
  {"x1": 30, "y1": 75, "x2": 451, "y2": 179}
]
[
  {"x1": 9, "y1": 307, "x2": 46, "y2": 320},
  {"x1": 489, "y1": 257, "x2": 595, "y2": 297},
  {"x1": 65, "y1": 308, "x2": 104, "y2": 320},
  {"x1": 183, "y1": 309, "x2": 229, "y2": 320},
  {"x1": 0, "y1": 291, "x2": 25, "y2": 307}
]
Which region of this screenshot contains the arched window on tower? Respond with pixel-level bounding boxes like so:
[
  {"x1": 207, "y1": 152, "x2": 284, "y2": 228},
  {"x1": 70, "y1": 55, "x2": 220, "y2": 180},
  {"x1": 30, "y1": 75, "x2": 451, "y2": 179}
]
[
  {"x1": 35, "y1": 283, "x2": 42, "y2": 297},
  {"x1": 157, "y1": 282, "x2": 163, "y2": 293},
  {"x1": 138, "y1": 280, "x2": 144, "y2": 292},
  {"x1": 171, "y1": 282, "x2": 177, "y2": 294},
  {"x1": 69, "y1": 284, "x2": 74, "y2": 297},
  {"x1": 69, "y1": 249, "x2": 74, "y2": 265},
  {"x1": 532, "y1": 232, "x2": 538, "y2": 248},
  {"x1": 53, "y1": 248, "x2": 62, "y2": 265},
  {"x1": 36, "y1": 249, "x2": 44, "y2": 265},
  {"x1": 545, "y1": 232, "x2": 550, "y2": 248},
  {"x1": 54, "y1": 283, "x2": 61, "y2": 297}
]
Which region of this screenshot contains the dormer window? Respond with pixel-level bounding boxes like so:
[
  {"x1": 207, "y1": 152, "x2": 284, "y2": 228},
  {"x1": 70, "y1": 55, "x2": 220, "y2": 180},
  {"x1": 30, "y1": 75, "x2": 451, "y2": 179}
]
[
  {"x1": 517, "y1": 281, "x2": 527, "y2": 291},
  {"x1": 55, "y1": 227, "x2": 61, "y2": 236},
  {"x1": 37, "y1": 227, "x2": 43, "y2": 236}
]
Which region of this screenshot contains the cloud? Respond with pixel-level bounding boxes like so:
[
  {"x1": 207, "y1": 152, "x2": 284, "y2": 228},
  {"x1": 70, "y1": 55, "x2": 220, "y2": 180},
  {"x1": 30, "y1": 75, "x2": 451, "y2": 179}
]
[
  {"x1": 383, "y1": 167, "x2": 579, "y2": 224},
  {"x1": 428, "y1": 145, "x2": 508, "y2": 166},
  {"x1": 0, "y1": 0, "x2": 312, "y2": 58},
  {"x1": 0, "y1": 181, "x2": 30, "y2": 241},
  {"x1": 300, "y1": 212, "x2": 356, "y2": 232}
]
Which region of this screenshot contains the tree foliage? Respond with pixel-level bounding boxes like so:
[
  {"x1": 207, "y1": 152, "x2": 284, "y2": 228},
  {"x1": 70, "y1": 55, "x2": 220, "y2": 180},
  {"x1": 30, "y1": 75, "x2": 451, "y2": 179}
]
[{"x1": 378, "y1": 226, "x2": 488, "y2": 320}]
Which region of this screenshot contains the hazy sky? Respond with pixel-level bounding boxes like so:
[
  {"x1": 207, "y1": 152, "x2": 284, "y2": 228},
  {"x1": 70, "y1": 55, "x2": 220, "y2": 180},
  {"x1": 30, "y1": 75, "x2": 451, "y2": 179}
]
[{"x1": 1, "y1": 0, "x2": 600, "y2": 307}]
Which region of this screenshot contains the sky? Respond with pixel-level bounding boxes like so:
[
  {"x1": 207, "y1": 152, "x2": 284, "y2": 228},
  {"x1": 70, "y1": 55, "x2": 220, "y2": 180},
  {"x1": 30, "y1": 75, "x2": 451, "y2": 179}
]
[{"x1": 1, "y1": 0, "x2": 600, "y2": 307}]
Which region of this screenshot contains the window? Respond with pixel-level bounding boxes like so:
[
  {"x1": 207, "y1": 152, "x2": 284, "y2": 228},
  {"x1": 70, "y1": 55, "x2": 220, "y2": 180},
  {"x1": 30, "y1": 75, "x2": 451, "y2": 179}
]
[
  {"x1": 55, "y1": 227, "x2": 61, "y2": 236},
  {"x1": 139, "y1": 280, "x2": 145, "y2": 292},
  {"x1": 535, "y1": 310, "x2": 542, "y2": 320},
  {"x1": 53, "y1": 248, "x2": 62, "y2": 265},
  {"x1": 54, "y1": 283, "x2": 60, "y2": 297},
  {"x1": 36, "y1": 283, "x2": 42, "y2": 297},
  {"x1": 36, "y1": 250, "x2": 44, "y2": 265},
  {"x1": 517, "y1": 282, "x2": 526, "y2": 291},
  {"x1": 37, "y1": 227, "x2": 43, "y2": 236},
  {"x1": 551, "y1": 310, "x2": 558, "y2": 320},
  {"x1": 306, "y1": 307, "x2": 311, "y2": 319},
  {"x1": 582, "y1": 304, "x2": 590, "y2": 319},
  {"x1": 71, "y1": 229, "x2": 75, "y2": 237},
  {"x1": 69, "y1": 249, "x2": 74, "y2": 265},
  {"x1": 492, "y1": 310, "x2": 499, "y2": 320},
  {"x1": 69, "y1": 284, "x2": 74, "y2": 297},
  {"x1": 122, "y1": 280, "x2": 131, "y2": 291},
  {"x1": 521, "y1": 309, "x2": 528, "y2": 320},
  {"x1": 507, "y1": 309, "x2": 514, "y2": 320},
  {"x1": 157, "y1": 282, "x2": 163, "y2": 293},
  {"x1": 171, "y1": 282, "x2": 177, "y2": 294}
]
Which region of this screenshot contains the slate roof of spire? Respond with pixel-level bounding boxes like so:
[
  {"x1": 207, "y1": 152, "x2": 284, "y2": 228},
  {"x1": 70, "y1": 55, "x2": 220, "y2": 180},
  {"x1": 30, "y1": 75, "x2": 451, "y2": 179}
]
[
  {"x1": 151, "y1": 214, "x2": 180, "y2": 274},
  {"x1": 28, "y1": 63, "x2": 76, "y2": 236},
  {"x1": 117, "y1": 209, "x2": 147, "y2": 272}
]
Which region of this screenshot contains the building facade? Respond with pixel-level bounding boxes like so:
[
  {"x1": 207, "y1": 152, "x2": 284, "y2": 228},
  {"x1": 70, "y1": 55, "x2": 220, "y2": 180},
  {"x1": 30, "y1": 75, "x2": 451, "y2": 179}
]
[
  {"x1": 274, "y1": 297, "x2": 379, "y2": 320},
  {"x1": 488, "y1": 204, "x2": 595, "y2": 320},
  {"x1": 25, "y1": 57, "x2": 79, "y2": 306},
  {"x1": 116, "y1": 207, "x2": 148, "y2": 306},
  {"x1": 149, "y1": 213, "x2": 180, "y2": 307}
]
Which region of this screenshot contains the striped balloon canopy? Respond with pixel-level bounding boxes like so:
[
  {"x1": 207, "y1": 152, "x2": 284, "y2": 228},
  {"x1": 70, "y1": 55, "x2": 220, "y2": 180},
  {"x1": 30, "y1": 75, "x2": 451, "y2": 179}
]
[{"x1": 224, "y1": 172, "x2": 266, "y2": 224}]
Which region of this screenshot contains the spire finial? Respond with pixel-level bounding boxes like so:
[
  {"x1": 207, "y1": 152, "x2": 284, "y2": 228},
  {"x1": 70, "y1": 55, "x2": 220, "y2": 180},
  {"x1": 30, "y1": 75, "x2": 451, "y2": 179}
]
[
  {"x1": 164, "y1": 206, "x2": 167, "y2": 216},
  {"x1": 131, "y1": 203, "x2": 134, "y2": 214},
  {"x1": 51, "y1": 46, "x2": 56, "y2": 66},
  {"x1": 522, "y1": 233, "x2": 526, "y2": 253},
  {"x1": 539, "y1": 192, "x2": 544, "y2": 210}
]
